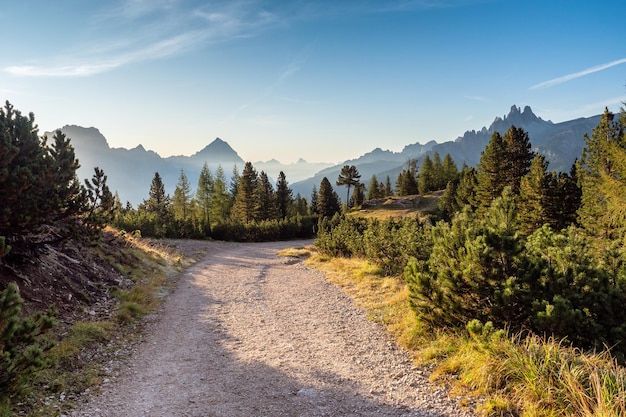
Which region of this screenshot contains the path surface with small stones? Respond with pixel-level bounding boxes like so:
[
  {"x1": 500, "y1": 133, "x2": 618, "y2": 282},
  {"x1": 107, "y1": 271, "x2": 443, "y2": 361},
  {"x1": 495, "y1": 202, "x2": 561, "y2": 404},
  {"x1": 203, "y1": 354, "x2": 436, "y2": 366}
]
[{"x1": 72, "y1": 240, "x2": 475, "y2": 417}]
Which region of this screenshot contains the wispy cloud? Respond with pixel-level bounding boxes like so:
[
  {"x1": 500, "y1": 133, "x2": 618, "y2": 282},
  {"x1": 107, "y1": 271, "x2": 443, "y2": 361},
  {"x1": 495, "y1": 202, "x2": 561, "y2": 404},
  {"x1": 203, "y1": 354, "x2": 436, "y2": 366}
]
[
  {"x1": 464, "y1": 95, "x2": 489, "y2": 102},
  {"x1": 530, "y1": 58, "x2": 626, "y2": 90},
  {"x1": 4, "y1": 0, "x2": 280, "y2": 78}
]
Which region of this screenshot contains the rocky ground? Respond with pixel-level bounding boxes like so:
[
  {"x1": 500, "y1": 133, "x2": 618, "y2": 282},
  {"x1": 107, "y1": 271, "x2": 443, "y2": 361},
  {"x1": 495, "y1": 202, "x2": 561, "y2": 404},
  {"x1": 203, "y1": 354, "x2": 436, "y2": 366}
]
[{"x1": 69, "y1": 240, "x2": 475, "y2": 417}]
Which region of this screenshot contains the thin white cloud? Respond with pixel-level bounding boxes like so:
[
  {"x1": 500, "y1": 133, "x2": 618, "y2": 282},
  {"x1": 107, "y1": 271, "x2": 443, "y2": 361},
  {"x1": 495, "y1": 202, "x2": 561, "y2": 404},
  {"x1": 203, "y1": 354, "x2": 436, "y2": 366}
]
[
  {"x1": 4, "y1": 1, "x2": 279, "y2": 78},
  {"x1": 464, "y1": 95, "x2": 489, "y2": 102},
  {"x1": 530, "y1": 58, "x2": 626, "y2": 90}
]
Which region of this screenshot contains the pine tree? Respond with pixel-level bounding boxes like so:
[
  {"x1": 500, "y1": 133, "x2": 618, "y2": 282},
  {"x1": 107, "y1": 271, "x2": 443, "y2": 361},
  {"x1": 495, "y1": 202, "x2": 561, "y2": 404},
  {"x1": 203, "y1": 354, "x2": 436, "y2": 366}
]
[
  {"x1": 143, "y1": 172, "x2": 170, "y2": 217},
  {"x1": 475, "y1": 131, "x2": 509, "y2": 211},
  {"x1": 210, "y1": 165, "x2": 231, "y2": 223},
  {"x1": 431, "y1": 152, "x2": 444, "y2": 190},
  {"x1": 518, "y1": 154, "x2": 550, "y2": 235},
  {"x1": 367, "y1": 175, "x2": 381, "y2": 200},
  {"x1": 317, "y1": 177, "x2": 341, "y2": 218},
  {"x1": 0, "y1": 101, "x2": 51, "y2": 238},
  {"x1": 418, "y1": 155, "x2": 435, "y2": 194},
  {"x1": 172, "y1": 169, "x2": 193, "y2": 221},
  {"x1": 255, "y1": 171, "x2": 277, "y2": 221},
  {"x1": 442, "y1": 153, "x2": 459, "y2": 186},
  {"x1": 578, "y1": 108, "x2": 626, "y2": 240},
  {"x1": 502, "y1": 125, "x2": 535, "y2": 193},
  {"x1": 384, "y1": 175, "x2": 393, "y2": 196},
  {"x1": 83, "y1": 167, "x2": 115, "y2": 235},
  {"x1": 455, "y1": 165, "x2": 478, "y2": 211},
  {"x1": 231, "y1": 162, "x2": 258, "y2": 223},
  {"x1": 275, "y1": 171, "x2": 292, "y2": 220},
  {"x1": 336, "y1": 165, "x2": 361, "y2": 210},
  {"x1": 196, "y1": 163, "x2": 213, "y2": 235},
  {"x1": 310, "y1": 185, "x2": 319, "y2": 215},
  {"x1": 351, "y1": 183, "x2": 365, "y2": 207}
]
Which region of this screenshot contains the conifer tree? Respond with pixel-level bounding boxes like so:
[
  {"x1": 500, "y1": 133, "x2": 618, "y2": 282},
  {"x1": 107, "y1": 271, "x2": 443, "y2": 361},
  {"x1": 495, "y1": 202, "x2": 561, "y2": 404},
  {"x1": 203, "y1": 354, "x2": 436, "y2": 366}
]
[
  {"x1": 196, "y1": 163, "x2": 213, "y2": 234},
  {"x1": 172, "y1": 169, "x2": 193, "y2": 221},
  {"x1": 454, "y1": 165, "x2": 478, "y2": 211},
  {"x1": 578, "y1": 108, "x2": 626, "y2": 240},
  {"x1": 48, "y1": 130, "x2": 85, "y2": 223},
  {"x1": 518, "y1": 154, "x2": 550, "y2": 235},
  {"x1": 384, "y1": 175, "x2": 393, "y2": 196},
  {"x1": 336, "y1": 165, "x2": 361, "y2": 210},
  {"x1": 475, "y1": 131, "x2": 509, "y2": 212},
  {"x1": 0, "y1": 101, "x2": 52, "y2": 238},
  {"x1": 367, "y1": 175, "x2": 381, "y2": 200},
  {"x1": 254, "y1": 171, "x2": 277, "y2": 221},
  {"x1": 351, "y1": 183, "x2": 365, "y2": 207},
  {"x1": 317, "y1": 177, "x2": 341, "y2": 218},
  {"x1": 83, "y1": 167, "x2": 115, "y2": 235},
  {"x1": 502, "y1": 125, "x2": 535, "y2": 193},
  {"x1": 431, "y1": 152, "x2": 444, "y2": 190},
  {"x1": 231, "y1": 162, "x2": 258, "y2": 223},
  {"x1": 418, "y1": 155, "x2": 435, "y2": 194},
  {"x1": 310, "y1": 185, "x2": 319, "y2": 215},
  {"x1": 143, "y1": 172, "x2": 170, "y2": 217},
  {"x1": 442, "y1": 153, "x2": 459, "y2": 186},
  {"x1": 210, "y1": 165, "x2": 231, "y2": 223},
  {"x1": 275, "y1": 171, "x2": 292, "y2": 220}
]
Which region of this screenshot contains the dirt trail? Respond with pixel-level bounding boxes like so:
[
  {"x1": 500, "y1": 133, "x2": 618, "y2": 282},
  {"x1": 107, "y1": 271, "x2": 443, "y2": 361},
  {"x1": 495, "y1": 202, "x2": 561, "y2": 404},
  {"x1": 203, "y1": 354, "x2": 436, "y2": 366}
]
[{"x1": 72, "y1": 240, "x2": 474, "y2": 417}]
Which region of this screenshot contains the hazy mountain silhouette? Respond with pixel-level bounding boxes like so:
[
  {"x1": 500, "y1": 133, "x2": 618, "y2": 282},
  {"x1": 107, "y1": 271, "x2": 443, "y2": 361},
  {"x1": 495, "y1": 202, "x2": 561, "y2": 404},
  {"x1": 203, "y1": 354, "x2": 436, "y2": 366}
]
[
  {"x1": 49, "y1": 126, "x2": 331, "y2": 205},
  {"x1": 53, "y1": 105, "x2": 601, "y2": 206},
  {"x1": 289, "y1": 105, "x2": 600, "y2": 199}
]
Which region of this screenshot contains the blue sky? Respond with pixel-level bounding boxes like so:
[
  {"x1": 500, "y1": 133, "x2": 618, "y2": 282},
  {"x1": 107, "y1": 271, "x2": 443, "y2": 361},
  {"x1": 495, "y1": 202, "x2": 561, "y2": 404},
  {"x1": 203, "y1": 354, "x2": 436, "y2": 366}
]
[{"x1": 2, "y1": 0, "x2": 625, "y2": 164}]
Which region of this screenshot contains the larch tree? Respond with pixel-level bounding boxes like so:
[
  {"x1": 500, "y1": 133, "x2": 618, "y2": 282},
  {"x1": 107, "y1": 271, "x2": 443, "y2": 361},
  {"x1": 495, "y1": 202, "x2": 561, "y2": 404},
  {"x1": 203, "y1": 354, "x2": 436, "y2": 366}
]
[
  {"x1": 210, "y1": 165, "x2": 231, "y2": 223},
  {"x1": 196, "y1": 162, "x2": 214, "y2": 235},
  {"x1": 418, "y1": 155, "x2": 435, "y2": 194},
  {"x1": 578, "y1": 107, "x2": 626, "y2": 240},
  {"x1": 172, "y1": 169, "x2": 193, "y2": 221},
  {"x1": 336, "y1": 165, "x2": 361, "y2": 210}
]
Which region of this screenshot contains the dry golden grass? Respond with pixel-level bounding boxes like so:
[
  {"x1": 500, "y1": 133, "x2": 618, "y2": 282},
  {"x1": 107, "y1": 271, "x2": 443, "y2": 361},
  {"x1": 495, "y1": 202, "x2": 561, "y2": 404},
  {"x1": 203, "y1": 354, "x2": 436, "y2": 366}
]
[
  {"x1": 305, "y1": 249, "x2": 421, "y2": 351},
  {"x1": 304, "y1": 241, "x2": 626, "y2": 417},
  {"x1": 350, "y1": 192, "x2": 442, "y2": 221}
]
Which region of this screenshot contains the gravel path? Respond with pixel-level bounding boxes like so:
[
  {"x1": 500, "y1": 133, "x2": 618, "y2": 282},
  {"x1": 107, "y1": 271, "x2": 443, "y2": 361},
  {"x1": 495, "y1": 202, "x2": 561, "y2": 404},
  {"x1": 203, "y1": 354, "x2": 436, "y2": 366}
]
[{"x1": 72, "y1": 240, "x2": 474, "y2": 417}]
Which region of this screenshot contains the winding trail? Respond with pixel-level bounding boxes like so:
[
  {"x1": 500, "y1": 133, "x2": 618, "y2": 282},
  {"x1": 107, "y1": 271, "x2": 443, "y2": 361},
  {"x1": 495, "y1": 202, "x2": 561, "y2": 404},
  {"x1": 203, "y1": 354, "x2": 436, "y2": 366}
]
[{"x1": 72, "y1": 240, "x2": 474, "y2": 417}]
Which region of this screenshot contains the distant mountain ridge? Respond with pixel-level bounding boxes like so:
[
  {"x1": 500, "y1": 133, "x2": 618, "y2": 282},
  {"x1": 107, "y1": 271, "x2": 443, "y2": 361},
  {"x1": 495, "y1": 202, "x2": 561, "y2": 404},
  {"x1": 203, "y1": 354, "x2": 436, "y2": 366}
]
[
  {"x1": 289, "y1": 105, "x2": 601, "y2": 198},
  {"x1": 49, "y1": 126, "x2": 333, "y2": 205},
  {"x1": 53, "y1": 105, "x2": 601, "y2": 206}
]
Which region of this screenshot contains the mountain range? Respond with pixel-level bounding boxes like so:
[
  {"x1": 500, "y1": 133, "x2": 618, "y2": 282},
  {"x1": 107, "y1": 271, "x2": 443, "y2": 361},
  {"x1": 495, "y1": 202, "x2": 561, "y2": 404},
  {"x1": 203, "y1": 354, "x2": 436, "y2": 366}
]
[{"x1": 51, "y1": 105, "x2": 601, "y2": 206}]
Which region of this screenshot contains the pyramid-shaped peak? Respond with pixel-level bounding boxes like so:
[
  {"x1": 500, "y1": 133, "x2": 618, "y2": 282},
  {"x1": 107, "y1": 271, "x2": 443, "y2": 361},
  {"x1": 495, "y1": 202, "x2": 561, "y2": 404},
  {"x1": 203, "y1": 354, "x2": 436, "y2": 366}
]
[{"x1": 192, "y1": 137, "x2": 244, "y2": 163}]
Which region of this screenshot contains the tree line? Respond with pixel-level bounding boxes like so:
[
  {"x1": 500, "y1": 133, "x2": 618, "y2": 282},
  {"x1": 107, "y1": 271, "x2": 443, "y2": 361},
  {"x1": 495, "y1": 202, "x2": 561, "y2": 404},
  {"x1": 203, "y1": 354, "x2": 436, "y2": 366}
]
[
  {"x1": 113, "y1": 161, "x2": 318, "y2": 241},
  {"x1": 317, "y1": 108, "x2": 626, "y2": 359}
]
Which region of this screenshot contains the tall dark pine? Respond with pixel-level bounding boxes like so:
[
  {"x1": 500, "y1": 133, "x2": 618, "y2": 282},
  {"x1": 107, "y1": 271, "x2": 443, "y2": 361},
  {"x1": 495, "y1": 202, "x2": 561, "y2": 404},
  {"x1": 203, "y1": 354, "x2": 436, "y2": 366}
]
[
  {"x1": 196, "y1": 163, "x2": 213, "y2": 236},
  {"x1": 254, "y1": 171, "x2": 277, "y2": 221},
  {"x1": 275, "y1": 171, "x2": 292, "y2": 220},
  {"x1": 231, "y1": 162, "x2": 258, "y2": 223},
  {"x1": 144, "y1": 172, "x2": 170, "y2": 218},
  {"x1": 502, "y1": 125, "x2": 535, "y2": 193},
  {"x1": 317, "y1": 177, "x2": 341, "y2": 218},
  {"x1": 310, "y1": 185, "x2": 319, "y2": 215},
  {"x1": 336, "y1": 165, "x2": 361, "y2": 210},
  {"x1": 0, "y1": 101, "x2": 51, "y2": 238},
  {"x1": 418, "y1": 155, "x2": 435, "y2": 194}
]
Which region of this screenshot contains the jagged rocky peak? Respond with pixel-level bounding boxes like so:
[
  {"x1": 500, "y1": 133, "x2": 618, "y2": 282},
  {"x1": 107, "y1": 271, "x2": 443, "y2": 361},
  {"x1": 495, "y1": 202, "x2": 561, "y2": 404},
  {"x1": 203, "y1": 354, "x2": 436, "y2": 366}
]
[
  {"x1": 192, "y1": 137, "x2": 242, "y2": 161},
  {"x1": 490, "y1": 105, "x2": 547, "y2": 131}
]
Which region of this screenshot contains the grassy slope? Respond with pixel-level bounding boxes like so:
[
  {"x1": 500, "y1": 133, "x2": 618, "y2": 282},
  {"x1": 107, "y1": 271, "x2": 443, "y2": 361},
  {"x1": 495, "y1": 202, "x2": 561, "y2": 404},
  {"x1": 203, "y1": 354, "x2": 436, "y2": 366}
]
[{"x1": 5, "y1": 230, "x2": 201, "y2": 417}]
